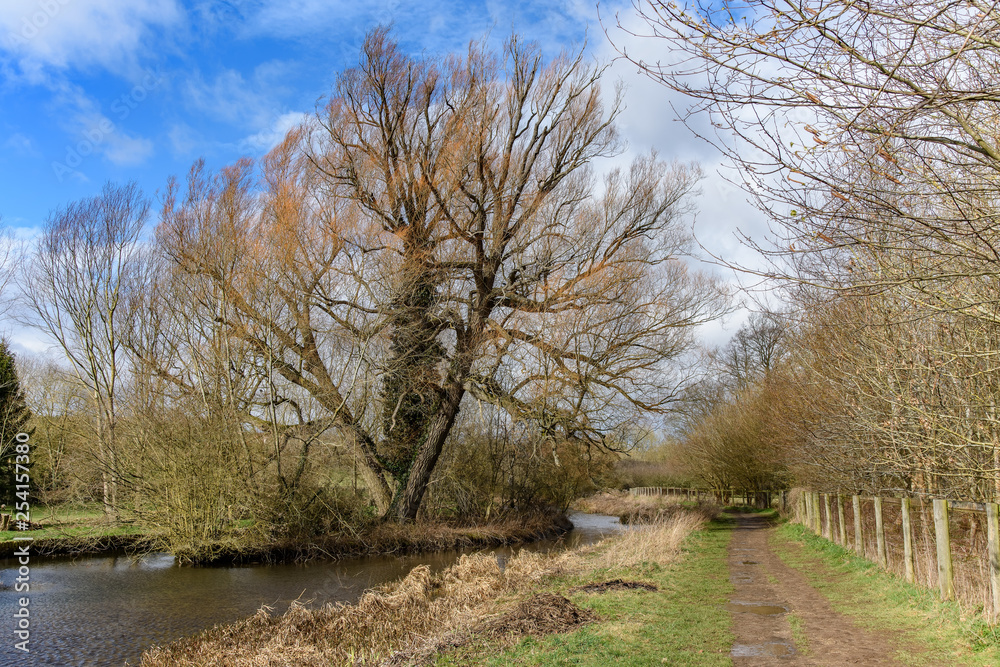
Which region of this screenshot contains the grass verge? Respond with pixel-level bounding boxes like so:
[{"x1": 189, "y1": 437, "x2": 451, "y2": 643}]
[
  {"x1": 442, "y1": 514, "x2": 735, "y2": 666},
  {"x1": 573, "y1": 490, "x2": 718, "y2": 525},
  {"x1": 786, "y1": 611, "x2": 808, "y2": 656},
  {"x1": 772, "y1": 522, "x2": 1000, "y2": 666}
]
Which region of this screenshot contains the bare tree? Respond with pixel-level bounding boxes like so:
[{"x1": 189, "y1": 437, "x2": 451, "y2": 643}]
[
  {"x1": 770, "y1": 288, "x2": 1000, "y2": 499},
  {"x1": 719, "y1": 312, "x2": 788, "y2": 392},
  {"x1": 676, "y1": 311, "x2": 792, "y2": 494},
  {"x1": 612, "y1": 0, "x2": 1000, "y2": 499},
  {"x1": 19, "y1": 182, "x2": 148, "y2": 517},
  {"x1": 615, "y1": 0, "x2": 1000, "y2": 313},
  {"x1": 158, "y1": 29, "x2": 728, "y2": 522},
  {"x1": 14, "y1": 354, "x2": 90, "y2": 504},
  {"x1": 0, "y1": 220, "x2": 19, "y2": 322}
]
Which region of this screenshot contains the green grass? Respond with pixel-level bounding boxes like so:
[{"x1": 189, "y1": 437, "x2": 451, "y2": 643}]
[
  {"x1": 773, "y1": 522, "x2": 1000, "y2": 666},
  {"x1": 786, "y1": 611, "x2": 809, "y2": 655},
  {"x1": 438, "y1": 517, "x2": 737, "y2": 666},
  {"x1": 0, "y1": 503, "x2": 151, "y2": 543}
]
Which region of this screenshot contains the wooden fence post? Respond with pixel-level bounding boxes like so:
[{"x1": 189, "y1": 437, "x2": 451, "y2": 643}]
[
  {"x1": 874, "y1": 496, "x2": 887, "y2": 567},
  {"x1": 823, "y1": 494, "x2": 833, "y2": 540},
  {"x1": 813, "y1": 492, "x2": 822, "y2": 534},
  {"x1": 933, "y1": 499, "x2": 955, "y2": 601},
  {"x1": 900, "y1": 496, "x2": 915, "y2": 584},
  {"x1": 837, "y1": 495, "x2": 847, "y2": 546},
  {"x1": 852, "y1": 495, "x2": 864, "y2": 556},
  {"x1": 987, "y1": 502, "x2": 1000, "y2": 619}
]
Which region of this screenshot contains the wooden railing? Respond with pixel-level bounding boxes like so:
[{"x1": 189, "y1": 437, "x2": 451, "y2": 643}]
[
  {"x1": 794, "y1": 489, "x2": 1000, "y2": 618},
  {"x1": 629, "y1": 486, "x2": 789, "y2": 510}
]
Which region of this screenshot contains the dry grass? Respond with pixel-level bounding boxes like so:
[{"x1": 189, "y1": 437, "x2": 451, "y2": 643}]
[
  {"x1": 573, "y1": 490, "x2": 719, "y2": 525},
  {"x1": 580, "y1": 510, "x2": 708, "y2": 570},
  {"x1": 139, "y1": 510, "x2": 707, "y2": 667}
]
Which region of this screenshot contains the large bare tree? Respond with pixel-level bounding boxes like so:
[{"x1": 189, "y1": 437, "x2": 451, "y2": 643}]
[{"x1": 157, "y1": 30, "x2": 728, "y2": 521}]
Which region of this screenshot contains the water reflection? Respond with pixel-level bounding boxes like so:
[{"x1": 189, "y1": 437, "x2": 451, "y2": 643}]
[{"x1": 0, "y1": 512, "x2": 621, "y2": 666}]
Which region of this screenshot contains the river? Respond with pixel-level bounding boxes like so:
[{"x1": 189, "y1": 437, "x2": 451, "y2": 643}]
[{"x1": 0, "y1": 512, "x2": 622, "y2": 666}]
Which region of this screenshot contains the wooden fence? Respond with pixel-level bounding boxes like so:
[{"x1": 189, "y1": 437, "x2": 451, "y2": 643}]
[
  {"x1": 629, "y1": 486, "x2": 788, "y2": 510},
  {"x1": 794, "y1": 489, "x2": 1000, "y2": 619}
]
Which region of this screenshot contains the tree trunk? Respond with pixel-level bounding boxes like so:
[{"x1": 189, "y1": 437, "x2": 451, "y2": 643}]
[{"x1": 391, "y1": 383, "x2": 465, "y2": 522}]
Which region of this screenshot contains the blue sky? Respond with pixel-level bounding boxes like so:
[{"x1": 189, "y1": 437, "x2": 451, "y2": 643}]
[
  {"x1": 0, "y1": 0, "x2": 603, "y2": 227},
  {"x1": 0, "y1": 0, "x2": 765, "y2": 353}
]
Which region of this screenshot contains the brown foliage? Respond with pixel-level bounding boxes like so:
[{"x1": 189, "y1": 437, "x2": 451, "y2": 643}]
[{"x1": 153, "y1": 28, "x2": 723, "y2": 523}]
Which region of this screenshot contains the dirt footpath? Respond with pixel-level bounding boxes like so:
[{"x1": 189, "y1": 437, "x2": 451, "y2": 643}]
[{"x1": 727, "y1": 513, "x2": 908, "y2": 666}]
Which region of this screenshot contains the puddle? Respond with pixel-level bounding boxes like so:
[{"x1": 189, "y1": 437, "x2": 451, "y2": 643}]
[
  {"x1": 741, "y1": 560, "x2": 759, "y2": 565},
  {"x1": 731, "y1": 641, "x2": 795, "y2": 658},
  {"x1": 725, "y1": 601, "x2": 788, "y2": 616}
]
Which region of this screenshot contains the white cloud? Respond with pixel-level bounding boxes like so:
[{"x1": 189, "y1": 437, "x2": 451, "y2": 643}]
[
  {"x1": 240, "y1": 111, "x2": 308, "y2": 152},
  {"x1": 593, "y1": 0, "x2": 781, "y2": 342},
  {"x1": 483, "y1": 0, "x2": 592, "y2": 49},
  {"x1": 41, "y1": 78, "x2": 158, "y2": 180},
  {"x1": 4, "y1": 132, "x2": 39, "y2": 156},
  {"x1": 247, "y1": 0, "x2": 369, "y2": 37},
  {"x1": 103, "y1": 131, "x2": 154, "y2": 165},
  {"x1": 239, "y1": 0, "x2": 582, "y2": 55},
  {"x1": 167, "y1": 122, "x2": 200, "y2": 156},
  {"x1": 7, "y1": 330, "x2": 55, "y2": 356},
  {"x1": 10, "y1": 225, "x2": 41, "y2": 241},
  {"x1": 183, "y1": 67, "x2": 277, "y2": 130},
  {"x1": 0, "y1": 0, "x2": 182, "y2": 76}
]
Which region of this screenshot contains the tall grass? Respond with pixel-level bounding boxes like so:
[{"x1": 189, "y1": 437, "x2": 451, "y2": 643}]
[
  {"x1": 577, "y1": 511, "x2": 709, "y2": 570},
  {"x1": 573, "y1": 489, "x2": 719, "y2": 525},
  {"x1": 139, "y1": 510, "x2": 708, "y2": 666}
]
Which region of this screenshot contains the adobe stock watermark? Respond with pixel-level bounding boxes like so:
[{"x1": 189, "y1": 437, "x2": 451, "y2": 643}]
[
  {"x1": 52, "y1": 69, "x2": 165, "y2": 183},
  {"x1": 3, "y1": 0, "x2": 73, "y2": 50},
  {"x1": 10, "y1": 431, "x2": 32, "y2": 654}
]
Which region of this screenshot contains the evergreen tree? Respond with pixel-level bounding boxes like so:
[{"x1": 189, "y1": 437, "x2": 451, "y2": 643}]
[{"x1": 0, "y1": 341, "x2": 32, "y2": 506}]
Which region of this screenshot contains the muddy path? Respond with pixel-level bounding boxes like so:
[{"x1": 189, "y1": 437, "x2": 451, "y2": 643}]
[{"x1": 727, "y1": 512, "x2": 910, "y2": 665}]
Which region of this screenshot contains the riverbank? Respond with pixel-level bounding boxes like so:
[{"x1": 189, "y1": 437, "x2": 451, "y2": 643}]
[
  {"x1": 138, "y1": 501, "x2": 719, "y2": 666},
  {"x1": 0, "y1": 505, "x2": 155, "y2": 558},
  {"x1": 170, "y1": 512, "x2": 574, "y2": 565},
  {"x1": 0, "y1": 506, "x2": 571, "y2": 565}
]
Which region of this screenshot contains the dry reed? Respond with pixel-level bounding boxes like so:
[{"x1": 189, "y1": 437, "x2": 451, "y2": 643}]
[
  {"x1": 138, "y1": 510, "x2": 707, "y2": 666},
  {"x1": 573, "y1": 490, "x2": 719, "y2": 525}
]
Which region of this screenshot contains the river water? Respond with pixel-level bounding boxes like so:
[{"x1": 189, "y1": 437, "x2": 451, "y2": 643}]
[{"x1": 0, "y1": 512, "x2": 622, "y2": 666}]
